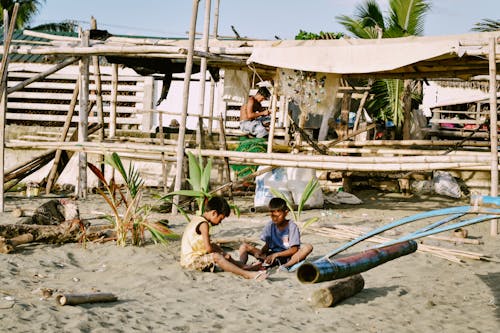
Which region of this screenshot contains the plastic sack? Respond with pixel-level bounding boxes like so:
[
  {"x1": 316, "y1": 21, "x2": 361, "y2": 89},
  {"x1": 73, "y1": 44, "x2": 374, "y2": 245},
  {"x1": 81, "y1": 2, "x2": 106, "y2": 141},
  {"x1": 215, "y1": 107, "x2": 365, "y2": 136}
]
[
  {"x1": 433, "y1": 171, "x2": 462, "y2": 198},
  {"x1": 254, "y1": 167, "x2": 323, "y2": 209},
  {"x1": 410, "y1": 180, "x2": 433, "y2": 195},
  {"x1": 254, "y1": 167, "x2": 292, "y2": 208},
  {"x1": 286, "y1": 168, "x2": 324, "y2": 208}
]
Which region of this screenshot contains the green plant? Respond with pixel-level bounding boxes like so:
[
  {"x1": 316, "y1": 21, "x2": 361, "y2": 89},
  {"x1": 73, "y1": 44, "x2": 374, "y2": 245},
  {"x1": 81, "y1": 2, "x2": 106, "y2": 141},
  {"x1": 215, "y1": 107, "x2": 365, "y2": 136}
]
[
  {"x1": 336, "y1": 0, "x2": 431, "y2": 136},
  {"x1": 161, "y1": 151, "x2": 212, "y2": 217},
  {"x1": 88, "y1": 152, "x2": 177, "y2": 246},
  {"x1": 270, "y1": 178, "x2": 320, "y2": 230},
  {"x1": 161, "y1": 151, "x2": 240, "y2": 220}
]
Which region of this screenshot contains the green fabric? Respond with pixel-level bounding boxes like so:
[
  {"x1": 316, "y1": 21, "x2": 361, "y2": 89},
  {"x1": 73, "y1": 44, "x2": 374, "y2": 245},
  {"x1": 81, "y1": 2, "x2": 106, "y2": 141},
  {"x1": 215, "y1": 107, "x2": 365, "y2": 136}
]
[{"x1": 231, "y1": 137, "x2": 267, "y2": 178}]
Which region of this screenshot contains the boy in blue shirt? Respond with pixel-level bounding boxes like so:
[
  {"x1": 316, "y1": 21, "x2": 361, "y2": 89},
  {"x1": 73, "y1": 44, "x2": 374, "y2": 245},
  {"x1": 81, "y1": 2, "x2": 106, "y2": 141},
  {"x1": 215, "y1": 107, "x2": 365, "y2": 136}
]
[{"x1": 239, "y1": 197, "x2": 313, "y2": 271}]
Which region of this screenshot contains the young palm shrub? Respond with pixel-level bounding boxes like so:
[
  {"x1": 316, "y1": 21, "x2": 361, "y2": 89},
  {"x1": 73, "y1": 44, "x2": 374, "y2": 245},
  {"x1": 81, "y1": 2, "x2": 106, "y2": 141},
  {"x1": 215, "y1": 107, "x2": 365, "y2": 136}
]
[
  {"x1": 161, "y1": 151, "x2": 212, "y2": 219},
  {"x1": 88, "y1": 152, "x2": 177, "y2": 246},
  {"x1": 270, "y1": 178, "x2": 320, "y2": 230},
  {"x1": 161, "y1": 152, "x2": 239, "y2": 220}
]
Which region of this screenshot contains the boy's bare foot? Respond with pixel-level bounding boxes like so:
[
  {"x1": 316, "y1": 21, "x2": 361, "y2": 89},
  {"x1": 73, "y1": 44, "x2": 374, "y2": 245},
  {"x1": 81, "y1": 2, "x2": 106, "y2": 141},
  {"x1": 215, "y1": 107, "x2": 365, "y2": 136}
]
[{"x1": 252, "y1": 271, "x2": 269, "y2": 281}]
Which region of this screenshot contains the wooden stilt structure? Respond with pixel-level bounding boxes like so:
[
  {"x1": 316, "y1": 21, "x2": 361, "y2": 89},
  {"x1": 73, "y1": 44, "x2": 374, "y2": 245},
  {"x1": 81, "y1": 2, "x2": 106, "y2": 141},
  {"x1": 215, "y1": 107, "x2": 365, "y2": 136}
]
[
  {"x1": 488, "y1": 37, "x2": 498, "y2": 236},
  {"x1": 0, "y1": 4, "x2": 18, "y2": 213},
  {"x1": 77, "y1": 29, "x2": 90, "y2": 199},
  {"x1": 173, "y1": 0, "x2": 200, "y2": 214}
]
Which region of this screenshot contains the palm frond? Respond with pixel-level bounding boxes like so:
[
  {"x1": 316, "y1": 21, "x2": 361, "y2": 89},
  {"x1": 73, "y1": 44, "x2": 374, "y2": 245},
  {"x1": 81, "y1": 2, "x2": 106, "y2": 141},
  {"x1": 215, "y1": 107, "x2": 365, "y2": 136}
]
[
  {"x1": 472, "y1": 18, "x2": 500, "y2": 32},
  {"x1": 389, "y1": 0, "x2": 431, "y2": 36},
  {"x1": 297, "y1": 178, "x2": 320, "y2": 218}
]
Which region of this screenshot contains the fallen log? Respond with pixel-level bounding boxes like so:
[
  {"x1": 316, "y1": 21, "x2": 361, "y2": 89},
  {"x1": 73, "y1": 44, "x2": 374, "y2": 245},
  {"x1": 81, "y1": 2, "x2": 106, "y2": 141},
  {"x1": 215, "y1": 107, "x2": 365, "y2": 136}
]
[
  {"x1": 310, "y1": 274, "x2": 365, "y2": 308},
  {"x1": 55, "y1": 292, "x2": 118, "y2": 306},
  {"x1": 0, "y1": 233, "x2": 34, "y2": 254},
  {"x1": 0, "y1": 221, "x2": 110, "y2": 246}
]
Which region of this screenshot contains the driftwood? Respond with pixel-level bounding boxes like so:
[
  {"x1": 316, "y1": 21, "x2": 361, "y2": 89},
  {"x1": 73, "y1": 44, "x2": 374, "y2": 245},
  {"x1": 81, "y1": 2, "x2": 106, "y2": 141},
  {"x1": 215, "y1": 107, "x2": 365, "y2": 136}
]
[
  {"x1": 0, "y1": 233, "x2": 33, "y2": 254},
  {"x1": 0, "y1": 221, "x2": 111, "y2": 250},
  {"x1": 310, "y1": 274, "x2": 365, "y2": 308},
  {"x1": 55, "y1": 292, "x2": 118, "y2": 306}
]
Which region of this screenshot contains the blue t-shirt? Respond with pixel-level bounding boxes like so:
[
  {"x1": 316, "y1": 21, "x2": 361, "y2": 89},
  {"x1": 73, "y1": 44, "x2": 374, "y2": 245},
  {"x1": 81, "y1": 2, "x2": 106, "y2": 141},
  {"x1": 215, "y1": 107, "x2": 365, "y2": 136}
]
[{"x1": 260, "y1": 220, "x2": 300, "y2": 252}]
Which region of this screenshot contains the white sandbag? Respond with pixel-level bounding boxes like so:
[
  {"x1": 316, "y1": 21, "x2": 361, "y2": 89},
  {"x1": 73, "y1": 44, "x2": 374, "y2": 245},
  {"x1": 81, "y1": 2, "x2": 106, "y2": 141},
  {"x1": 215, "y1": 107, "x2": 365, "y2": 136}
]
[
  {"x1": 433, "y1": 171, "x2": 462, "y2": 198},
  {"x1": 286, "y1": 168, "x2": 324, "y2": 208},
  {"x1": 254, "y1": 167, "x2": 292, "y2": 208},
  {"x1": 410, "y1": 179, "x2": 433, "y2": 195}
]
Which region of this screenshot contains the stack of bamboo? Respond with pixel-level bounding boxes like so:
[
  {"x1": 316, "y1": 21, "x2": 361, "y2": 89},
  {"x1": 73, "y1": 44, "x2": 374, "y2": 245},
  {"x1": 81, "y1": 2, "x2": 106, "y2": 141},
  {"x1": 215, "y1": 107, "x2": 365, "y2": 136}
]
[{"x1": 308, "y1": 224, "x2": 492, "y2": 264}]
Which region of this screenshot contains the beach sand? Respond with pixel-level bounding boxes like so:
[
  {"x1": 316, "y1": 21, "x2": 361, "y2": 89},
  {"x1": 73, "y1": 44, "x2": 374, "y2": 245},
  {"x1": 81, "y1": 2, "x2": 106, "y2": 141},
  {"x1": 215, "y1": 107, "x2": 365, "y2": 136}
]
[{"x1": 0, "y1": 189, "x2": 499, "y2": 332}]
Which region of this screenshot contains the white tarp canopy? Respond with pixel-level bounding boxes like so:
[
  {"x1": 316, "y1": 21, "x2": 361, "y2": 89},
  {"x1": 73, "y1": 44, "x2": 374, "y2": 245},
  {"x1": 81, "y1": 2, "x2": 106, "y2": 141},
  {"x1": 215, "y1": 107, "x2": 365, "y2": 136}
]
[{"x1": 247, "y1": 31, "x2": 500, "y2": 77}]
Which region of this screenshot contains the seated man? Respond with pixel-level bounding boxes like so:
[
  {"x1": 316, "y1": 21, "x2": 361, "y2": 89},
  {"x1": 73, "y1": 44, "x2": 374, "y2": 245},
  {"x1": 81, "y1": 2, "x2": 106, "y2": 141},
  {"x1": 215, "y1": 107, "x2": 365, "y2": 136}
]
[{"x1": 239, "y1": 87, "x2": 271, "y2": 138}]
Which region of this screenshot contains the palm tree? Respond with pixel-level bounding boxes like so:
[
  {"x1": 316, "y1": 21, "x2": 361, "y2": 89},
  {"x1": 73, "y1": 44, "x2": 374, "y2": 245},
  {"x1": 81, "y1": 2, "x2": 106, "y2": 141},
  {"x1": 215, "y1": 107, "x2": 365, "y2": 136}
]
[
  {"x1": 0, "y1": 0, "x2": 45, "y2": 29},
  {"x1": 337, "y1": 0, "x2": 431, "y2": 138},
  {"x1": 1, "y1": 1, "x2": 76, "y2": 32},
  {"x1": 471, "y1": 18, "x2": 500, "y2": 32}
]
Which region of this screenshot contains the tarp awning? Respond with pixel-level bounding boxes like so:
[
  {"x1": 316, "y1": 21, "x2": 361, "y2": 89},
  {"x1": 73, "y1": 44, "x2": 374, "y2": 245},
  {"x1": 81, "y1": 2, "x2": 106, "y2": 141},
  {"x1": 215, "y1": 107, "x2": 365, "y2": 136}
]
[{"x1": 247, "y1": 31, "x2": 500, "y2": 78}]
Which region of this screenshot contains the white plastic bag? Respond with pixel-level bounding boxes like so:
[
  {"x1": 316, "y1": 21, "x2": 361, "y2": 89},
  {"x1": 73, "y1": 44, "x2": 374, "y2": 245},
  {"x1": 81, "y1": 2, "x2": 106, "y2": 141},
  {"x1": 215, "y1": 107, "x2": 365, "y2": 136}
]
[
  {"x1": 254, "y1": 167, "x2": 292, "y2": 208},
  {"x1": 433, "y1": 171, "x2": 461, "y2": 198},
  {"x1": 286, "y1": 168, "x2": 324, "y2": 208}
]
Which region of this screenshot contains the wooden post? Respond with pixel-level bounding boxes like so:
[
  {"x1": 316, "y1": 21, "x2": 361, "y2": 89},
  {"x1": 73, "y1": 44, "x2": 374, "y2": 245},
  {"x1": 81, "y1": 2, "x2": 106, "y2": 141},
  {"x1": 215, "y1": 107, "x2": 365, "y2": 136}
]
[
  {"x1": 78, "y1": 29, "x2": 90, "y2": 199},
  {"x1": 207, "y1": 77, "x2": 215, "y2": 134},
  {"x1": 109, "y1": 63, "x2": 118, "y2": 138},
  {"x1": 196, "y1": 0, "x2": 211, "y2": 146},
  {"x1": 56, "y1": 293, "x2": 117, "y2": 306},
  {"x1": 0, "y1": 10, "x2": 8, "y2": 214},
  {"x1": 310, "y1": 274, "x2": 365, "y2": 308},
  {"x1": 0, "y1": 5, "x2": 18, "y2": 213},
  {"x1": 173, "y1": 0, "x2": 200, "y2": 214},
  {"x1": 402, "y1": 79, "x2": 412, "y2": 140},
  {"x1": 352, "y1": 83, "x2": 371, "y2": 131},
  {"x1": 90, "y1": 17, "x2": 105, "y2": 181},
  {"x1": 267, "y1": 77, "x2": 278, "y2": 153},
  {"x1": 45, "y1": 78, "x2": 80, "y2": 194},
  {"x1": 488, "y1": 37, "x2": 498, "y2": 236},
  {"x1": 212, "y1": 0, "x2": 220, "y2": 39},
  {"x1": 142, "y1": 76, "x2": 154, "y2": 131},
  {"x1": 339, "y1": 92, "x2": 352, "y2": 139}
]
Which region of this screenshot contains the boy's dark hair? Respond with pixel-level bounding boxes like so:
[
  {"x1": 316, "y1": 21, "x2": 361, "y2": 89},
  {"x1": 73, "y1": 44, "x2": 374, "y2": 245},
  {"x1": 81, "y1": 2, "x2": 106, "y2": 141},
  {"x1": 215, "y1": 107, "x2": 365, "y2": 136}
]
[
  {"x1": 269, "y1": 197, "x2": 288, "y2": 211},
  {"x1": 257, "y1": 87, "x2": 271, "y2": 99},
  {"x1": 205, "y1": 196, "x2": 231, "y2": 217}
]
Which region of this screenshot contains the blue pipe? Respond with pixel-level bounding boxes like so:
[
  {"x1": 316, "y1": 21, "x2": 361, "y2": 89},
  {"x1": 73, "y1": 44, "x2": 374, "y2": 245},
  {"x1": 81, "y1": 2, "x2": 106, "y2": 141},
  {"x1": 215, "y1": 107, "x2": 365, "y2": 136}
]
[
  {"x1": 373, "y1": 214, "x2": 497, "y2": 249},
  {"x1": 319, "y1": 205, "x2": 500, "y2": 261}
]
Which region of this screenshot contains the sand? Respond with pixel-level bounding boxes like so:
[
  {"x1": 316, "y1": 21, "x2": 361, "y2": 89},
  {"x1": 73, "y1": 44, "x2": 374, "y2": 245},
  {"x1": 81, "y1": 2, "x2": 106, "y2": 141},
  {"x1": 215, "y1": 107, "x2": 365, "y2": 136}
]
[{"x1": 0, "y1": 189, "x2": 499, "y2": 333}]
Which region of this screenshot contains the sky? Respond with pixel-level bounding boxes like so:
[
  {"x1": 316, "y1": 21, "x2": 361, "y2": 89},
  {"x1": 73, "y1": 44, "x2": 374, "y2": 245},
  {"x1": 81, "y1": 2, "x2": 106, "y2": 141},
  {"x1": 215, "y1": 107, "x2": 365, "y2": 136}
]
[{"x1": 29, "y1": 0, "x2": 499, "y2": 39}]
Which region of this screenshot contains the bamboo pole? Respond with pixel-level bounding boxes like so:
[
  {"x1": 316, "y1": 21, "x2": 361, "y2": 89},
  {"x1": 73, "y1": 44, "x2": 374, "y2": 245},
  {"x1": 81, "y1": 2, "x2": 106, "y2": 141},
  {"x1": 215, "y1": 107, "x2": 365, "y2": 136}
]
[
  {"x1": 45, "y1": 77, "x2": 80, "y2": 194},
  {"x1": 173, "y1": 0, "x2": 200, "y2": 214},
  {"x1": 267, "y1": 77, "x2": 279, "y2": 153},
  {"x1": 212, "y1": 0, "x2": 220, "y2": 39},
  {"x1": 6, "y1": 141, "x2": 494, "y2": 165},
  {"x1": 196, "y1": 0, "x2": 211, "y2": 147},
  {"x1": 109, "y1": 63, "x2": 118, "y2": 138},
  {"x1": 78, "y1": 29, "x2": 90, "y2": 199},
  {"x1": 0, "y1": 10, "x2": 8, "y2": 213},
  {"x1": 6, "y1": 57, "x2": 79, "y2": 94},
  {"x1": 0, "y1": 5, "x2": 17, "y2": 213},
  {"x1": 488, "y1": 37, "x2": 498, "y2": 236},
  {"x1": 90, "y1": 17, "x2": 105, "y2": 183},
  {"x1": 353, "y1": 81, "x2": 371, "y2": 131},
  {"x1": 207, "y1": 77, "x2": 215, "y2": 134}
]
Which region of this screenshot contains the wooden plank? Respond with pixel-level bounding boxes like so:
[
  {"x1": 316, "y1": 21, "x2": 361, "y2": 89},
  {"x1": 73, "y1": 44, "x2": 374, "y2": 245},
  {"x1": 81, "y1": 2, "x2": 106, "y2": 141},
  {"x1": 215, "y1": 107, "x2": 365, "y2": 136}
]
[
  {"x1": 5, "y1": 113, "x2": 141, "y2": 124},
  {"x1": 7, "y1": 102, "x2": 137, "y2": 112},
  {"x1": 6, "y1": 80, "x2": 143, "y2": 92},
  {"x1": 9, "y1": 91, "x2": 142, "y2": 103}
]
